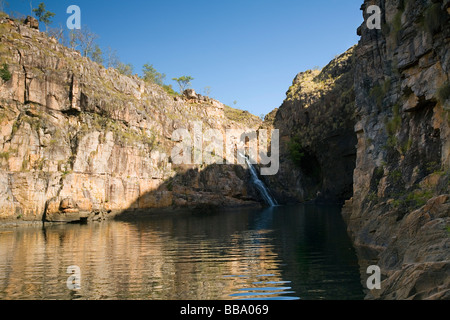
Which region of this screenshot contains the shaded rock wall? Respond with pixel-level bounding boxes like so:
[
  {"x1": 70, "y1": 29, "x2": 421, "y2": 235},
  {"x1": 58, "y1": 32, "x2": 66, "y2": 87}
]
[
  {"x1": 344, "y1": 0, "x2": 450, "y2": 299},
  {"x1": 264, "y1": 0, "x2": 449, "y2": 299},
  {"x1": 267, "y1": 47, "x2": 357, "y2": 204}
]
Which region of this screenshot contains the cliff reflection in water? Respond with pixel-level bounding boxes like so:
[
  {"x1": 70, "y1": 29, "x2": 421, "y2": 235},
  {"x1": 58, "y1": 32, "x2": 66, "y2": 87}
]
[{"x1": 0, "y1": 205, "x2": 364, "y2": 300}]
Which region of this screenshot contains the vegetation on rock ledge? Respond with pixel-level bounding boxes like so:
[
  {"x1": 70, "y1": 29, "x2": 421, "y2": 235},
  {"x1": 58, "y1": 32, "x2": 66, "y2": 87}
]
[{"x1": 0, "y1": 62, "x2": 11, "y2": 81}]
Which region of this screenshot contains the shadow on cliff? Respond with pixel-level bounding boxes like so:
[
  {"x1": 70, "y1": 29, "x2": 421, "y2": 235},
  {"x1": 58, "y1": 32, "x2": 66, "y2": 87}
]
[
  {"x1": 113, "y1": 163, "x2": 271, "y2": 221},
  {"x1": 264, "y1": 47, "x2": 358, "y2": 206}
]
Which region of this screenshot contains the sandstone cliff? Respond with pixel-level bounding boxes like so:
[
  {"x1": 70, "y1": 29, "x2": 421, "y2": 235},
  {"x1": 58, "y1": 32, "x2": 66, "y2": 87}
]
[
  {"x1": 1, "y1": 1, "x2": 449, "y2": 300},
  {"x1": 266, "y1": 0, "x2": 449, "y2": 300},
  {"x1": 267, "y1": 47, "x2": 357, "y2": 204},
  {"x1": 0, "y1": 15, "x2": 263, "y2": 222},
  {"x1": 343, "y1": 0, "x2": 450, "y2": 299}
]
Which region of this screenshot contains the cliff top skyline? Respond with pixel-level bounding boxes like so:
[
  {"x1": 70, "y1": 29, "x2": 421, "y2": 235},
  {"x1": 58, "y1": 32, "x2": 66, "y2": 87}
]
[{"x1": 5, "y1": 0, "x2": 362, "y2": 117}]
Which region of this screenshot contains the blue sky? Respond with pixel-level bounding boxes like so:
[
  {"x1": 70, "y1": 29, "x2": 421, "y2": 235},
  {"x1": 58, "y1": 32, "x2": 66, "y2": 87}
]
[{"x1": 6, "y1": 0, "x2": 363, "y2": 117}]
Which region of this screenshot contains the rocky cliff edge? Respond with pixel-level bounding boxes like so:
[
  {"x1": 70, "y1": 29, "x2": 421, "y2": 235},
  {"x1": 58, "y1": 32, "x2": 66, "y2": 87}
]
[{"x1": 0, "y1": 15, "x2": 264, "y2": 223}]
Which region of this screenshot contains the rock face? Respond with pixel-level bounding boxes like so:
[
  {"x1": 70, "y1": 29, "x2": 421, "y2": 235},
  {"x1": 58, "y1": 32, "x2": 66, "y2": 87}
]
[
  {"x1": 344, "y1": 0, "x2": 450, "y2": 299},
  {"x1": 183, "y1": 89, "x2": 199, "y2": 100},
  {"x1": 267, "y1": 47, "x2": 357, "y2": 204},
  {"x1": 264, "y1": 0, "x2": 449, "y2": 300},
  {"x1": 0, "y1": 16, "x2": 263, "y2": 222},
  {"x1": 23, "y1": 16, "x2": 38, "y2": 30}
]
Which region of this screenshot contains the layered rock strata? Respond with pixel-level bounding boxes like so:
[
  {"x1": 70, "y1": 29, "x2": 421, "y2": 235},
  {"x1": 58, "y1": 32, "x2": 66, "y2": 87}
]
[
  {"x1": 0, "y1": 16, "x2": 263, "y2": 222},
  {"x1": 343, "y1": 0, "x2": 450, "y2": 299}
]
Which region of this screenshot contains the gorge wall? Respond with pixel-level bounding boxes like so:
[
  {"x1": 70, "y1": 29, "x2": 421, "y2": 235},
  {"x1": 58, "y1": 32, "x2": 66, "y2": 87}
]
[
  {"x1": 1, "y1": 0, "x2": 449, "y2": 300},
  {"x1": 269, "y1": 0, "x2": 449, "y2": 300},
  {"x1": 0, "y1": 15, "x2": 264, "y2": 223},
  {"x1": 266, "y1": 47, "x2": 357, "y2": 205},
  {"x1": 344, "y1": 0, "x2": 450, "y2": 299}
]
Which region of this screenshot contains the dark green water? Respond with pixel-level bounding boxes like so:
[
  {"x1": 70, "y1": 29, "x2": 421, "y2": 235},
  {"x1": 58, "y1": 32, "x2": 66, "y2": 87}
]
[{"x1": 0, "y1": 205, "x2": 364, "y2": 300}]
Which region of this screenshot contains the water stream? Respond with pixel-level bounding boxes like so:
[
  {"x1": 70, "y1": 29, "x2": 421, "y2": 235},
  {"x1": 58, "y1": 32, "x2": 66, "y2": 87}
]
[{"x1": 240, "y1": 153, "x2": 278, "y2": 207}]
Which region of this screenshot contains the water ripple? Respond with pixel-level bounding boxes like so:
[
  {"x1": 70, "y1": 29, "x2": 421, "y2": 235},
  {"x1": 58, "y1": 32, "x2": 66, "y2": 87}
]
[{"x1": 0, "y1": 205, "x2": 364, "y2": 300}]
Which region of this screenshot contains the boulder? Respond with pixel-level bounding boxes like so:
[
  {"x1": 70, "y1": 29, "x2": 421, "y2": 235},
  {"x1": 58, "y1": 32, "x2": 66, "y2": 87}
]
[
  {"x1": 23, "y1": 16, "x2": 39, "y2": 30},
  {"x1": 183, "y1": 89, "x2": 198, "y2": 100},
  {"x1": 44, "y1": 197, "x2": 87, "y2": 222},
  {"x1": 59, "y1": 198, "x2": 76, "y2": 211}
]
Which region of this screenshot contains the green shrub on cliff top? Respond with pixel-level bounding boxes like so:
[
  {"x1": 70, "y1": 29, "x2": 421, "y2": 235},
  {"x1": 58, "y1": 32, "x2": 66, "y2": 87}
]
[
  {"x1": 163, "y1": 84, "x2": 178, "y2": 97},
  {"x1": 142, "y1": 64, "x2": 166, "y2": 86},
  {"x1": 116, "y1": 62, "x2": 134, "y2": 76},
  {"x1": 33, "y1": 2, "x2": 55, "y2": 31},
  {"x1": 223, "y1": 105, "x2": 260, "y2": 125}
]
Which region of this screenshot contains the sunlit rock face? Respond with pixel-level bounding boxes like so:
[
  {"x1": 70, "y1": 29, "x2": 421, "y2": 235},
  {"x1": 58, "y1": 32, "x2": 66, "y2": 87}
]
[{"x1": 0, "y1": 15, "x2": 264, "y2": 222}]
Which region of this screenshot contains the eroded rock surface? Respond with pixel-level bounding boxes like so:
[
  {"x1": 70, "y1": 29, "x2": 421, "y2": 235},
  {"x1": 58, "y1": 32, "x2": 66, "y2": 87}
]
[
  {"x1": 0, "y1": 16, "x2": 263, "y2": 222},
  {"x1": 344, "y1": 0, "x2": 450, "y2": 299},
  {"x1": 267, "y1": 47, "x2": 357, "y2": 204}
]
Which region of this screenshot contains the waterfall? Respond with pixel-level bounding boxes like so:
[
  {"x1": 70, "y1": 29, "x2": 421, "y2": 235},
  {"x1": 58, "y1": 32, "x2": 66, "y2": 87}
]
[{"x1": 240, "y1": 153, "x2": 278, "y2": 207}]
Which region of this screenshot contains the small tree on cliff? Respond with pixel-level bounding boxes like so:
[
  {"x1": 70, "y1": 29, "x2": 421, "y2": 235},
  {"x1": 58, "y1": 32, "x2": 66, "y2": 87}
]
[
  {"x1": 172, "y1": 76, "x2": 194, "y2": 94},
  {"x1": 33, "y1": 2, "x2": 55, "y2": 31},
  {"x1": 116, "y1": 62, "x2": 134, "y2": 76},
  {"x1": 142, "y1": 64, "x2": 166, "y2": 86},
  {"x1": 203, "y1": 86, "x2": 211, "y2": 97},
  {"x1": 0, "y1": 0, "x2": 8, "y2": 12},
  {"x1": 105, "y1": 47, "x2": 120, "y2": 69},
  {"x1": 69, "y1": 27, "x2": 99, "y2": 58},
  {"x1": 47, "y1": 23, "x2": 67, "y2": 45},
  {"x1": 90, "y1": 44, "x2": 104, "y2": 65}
]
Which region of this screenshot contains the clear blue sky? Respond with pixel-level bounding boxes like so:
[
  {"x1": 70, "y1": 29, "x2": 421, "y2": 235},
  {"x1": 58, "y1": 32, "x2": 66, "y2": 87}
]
[{"x1": 6, "y1": 0, "x2": 363, "y2": 117}]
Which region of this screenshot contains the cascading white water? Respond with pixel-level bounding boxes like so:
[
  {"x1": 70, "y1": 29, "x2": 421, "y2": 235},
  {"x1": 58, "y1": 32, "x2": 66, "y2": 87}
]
[{"x1": 239, "y1": 153, "x2": 277, "y2": 207}]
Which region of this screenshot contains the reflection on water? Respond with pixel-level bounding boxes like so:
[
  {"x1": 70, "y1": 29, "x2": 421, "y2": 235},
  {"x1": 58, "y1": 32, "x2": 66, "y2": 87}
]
[{"x1": 0, "y1": 205, "x2": 364, "y2": 300}]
